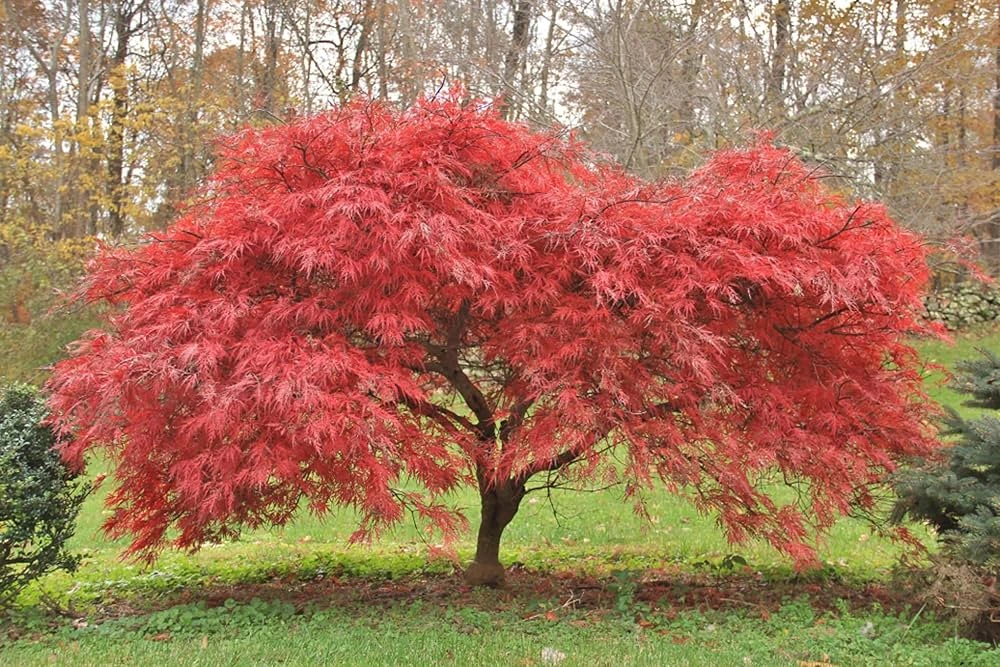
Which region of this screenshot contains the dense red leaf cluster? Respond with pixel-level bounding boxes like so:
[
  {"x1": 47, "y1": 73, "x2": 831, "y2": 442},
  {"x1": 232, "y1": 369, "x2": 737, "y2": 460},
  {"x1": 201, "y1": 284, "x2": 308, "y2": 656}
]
[{"x1": 48, "y1": 96, "x2": 940, "y2": 563}]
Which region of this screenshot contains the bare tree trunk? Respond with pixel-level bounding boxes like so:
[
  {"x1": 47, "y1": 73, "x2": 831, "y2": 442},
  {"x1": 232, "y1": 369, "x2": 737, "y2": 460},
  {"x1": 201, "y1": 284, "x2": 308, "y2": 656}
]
[
  {"x1": 396, "y1": 0, "x2": 420, "y2": 104},
  {"x1": 180, "y1": 0, "x2": 207, "y2": 187},
  {"x1": 301, "y1": 0, "x2": 313, "y2": 113},
  {"x1": 106, "y1": 2, "x2": 131, "y2": 238},
  {"x1": 874, "y1": 0, "x2": 907, "y2": 193},
  {"x1": 500, "y1": 0, "x2": 532, "y2": 119},
  {"x1": 678, "y1": 0, "x2": 705, "y2": 142},
  {"x1": 237, "y1": 2, "x2": 248, "y2": 117},
  {"x1": 992, "y1": 0, "x2": 999, "y2": 171},
  {"x1": 351, "y1": 0, "x2": 373, "y2": 92},
  {"x1": 52, "y1": 10, "x2": 73, "y2": 237},
  {"x1": 78, "y1": 0, "x2": 101, "y2": 236},
  {"x1": 46, "y1": 67, "x2": 67, "y2": 237},
  {"x1": 465, "y1": 474, "x2": 525, "y2": 587},
  {"x1": 375, "y1": 0, "x2": 389, "y2": 100},
  {"x1": 987, "y1": 2, "x2": 1000, "y2": 270},
  {"x1": 767, "y1": 0, "x2": 790, "y2": 117},
  {"x1": 608, "y1": 3, "x2": 646, "y2": 172},
  {"x1": 261, "y1": 0, "x2": 280, "y2": 113},
  {"x1": 77, "y1": 0, "x2": 91, "y2": 121},
  {"x1": 537, "y1": 0, "x2": 557, "y2": 112}
]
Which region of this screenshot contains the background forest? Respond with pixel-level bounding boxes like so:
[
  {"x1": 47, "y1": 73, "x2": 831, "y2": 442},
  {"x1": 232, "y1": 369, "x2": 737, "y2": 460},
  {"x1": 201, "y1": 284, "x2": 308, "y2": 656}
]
[{"x1": 1, "y1": 0, "x2": 999, "y2": 383}]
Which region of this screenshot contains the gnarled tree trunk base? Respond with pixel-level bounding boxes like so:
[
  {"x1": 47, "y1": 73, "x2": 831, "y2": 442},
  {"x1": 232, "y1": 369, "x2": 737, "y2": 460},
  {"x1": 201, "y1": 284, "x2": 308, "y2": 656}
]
[
  {"x1": 465, "y1": 478, "x2": 525, "y2": 587},
  {"x1": 464, "y1": 560, "x2": 506, "y2": 587}
]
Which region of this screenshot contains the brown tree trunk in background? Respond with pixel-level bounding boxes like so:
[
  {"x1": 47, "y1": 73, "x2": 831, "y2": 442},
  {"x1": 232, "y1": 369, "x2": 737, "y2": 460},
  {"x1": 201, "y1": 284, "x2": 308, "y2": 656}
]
[
  {"x1": 237, "y1": 2, "x2": 249, "y2": 116},
  {"x1": 461, "y1": 0, "x2": 481, "y2": 88},
  {"x1": 375, "y1": 0, "x2": 389, "y2": 101},
  {"x1": 988, "y1": 2, "x2": 1000, "y2": 270},
  {"x1": 767, "y1": 0, "x2": 790, "y2": 117},
  {"x1": 500, "y1": 0, "x2": 532, "y2": 119},
  {"x1": 993, "y1": 1, "x2": 999, "y2": 171},
  {"x1": 351, "y1": 0, "x2": 373, "y2": 92},
  {"x1": 465, "y1": 476, "x2": 525, "y2": 587},
  {"x1": 261, "y1": 0, "x2": 280, "y2": 113},
  {"x1": 537, "y1": 0, "x2": 557, "y2": 113},
  {"x1": 678, "y1": 0, "x2": 704, "y2": 142},
  {"x1": 875, "y1": 0, "x2": 907, "y2": 192},
  {"x1": 76, "y1": 0, "x2": 100, "y2": 236},
  {"x1": 49, "y1": 84, "x2": 67, "y2": 235},
  {"x1": 396, "y1": 0, "x2": 421, "y2": 104},
  {"x1": 180, "y1": 0, "x2": 207, "y2": 187},
  {"x1": 77, "y1": 0, "x2": 90, "y2": 121},
  {"x1": 106, "y1": 3, "x2": 130, "y2": 238}
]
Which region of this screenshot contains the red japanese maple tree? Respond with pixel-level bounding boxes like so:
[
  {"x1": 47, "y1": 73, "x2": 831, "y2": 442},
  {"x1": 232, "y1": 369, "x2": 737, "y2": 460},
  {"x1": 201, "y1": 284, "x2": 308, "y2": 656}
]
[{"x1": 48, "y1": 96, "x2": 940, "y2": 586}]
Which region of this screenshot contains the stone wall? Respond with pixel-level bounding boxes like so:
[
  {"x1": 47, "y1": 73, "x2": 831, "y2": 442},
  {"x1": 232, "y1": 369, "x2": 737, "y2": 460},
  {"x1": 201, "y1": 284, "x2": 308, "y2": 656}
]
[{"x1": 924, "y1": 285, "x2": 1000, "y2": 330}]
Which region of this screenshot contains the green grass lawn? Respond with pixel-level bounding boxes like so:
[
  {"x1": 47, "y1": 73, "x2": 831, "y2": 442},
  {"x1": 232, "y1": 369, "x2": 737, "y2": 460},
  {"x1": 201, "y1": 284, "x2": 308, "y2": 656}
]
[
  {"x1": 914, "y1": 328, "x2": 1000, "y2": 419},
  {"x1": 6, "y1": 598, "x2": 995, "y2": 666},
  {"x1": 4, "y1": 328, "x2": 1000, "y2": 665}
]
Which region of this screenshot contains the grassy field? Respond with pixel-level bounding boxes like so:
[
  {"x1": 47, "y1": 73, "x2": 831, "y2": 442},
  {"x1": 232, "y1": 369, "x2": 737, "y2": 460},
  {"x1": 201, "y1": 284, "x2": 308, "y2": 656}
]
[{"x1": 4, "y1": 328, "x2": 1000, "y2": 665}]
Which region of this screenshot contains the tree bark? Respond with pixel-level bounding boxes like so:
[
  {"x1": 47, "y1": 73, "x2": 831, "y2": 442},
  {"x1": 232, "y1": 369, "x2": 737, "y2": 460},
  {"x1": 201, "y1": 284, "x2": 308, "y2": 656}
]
[
  {"x1": 767, "y1": 0, "x2": 790, "y2": 118},
  {"x1": 499, "y1": 0, "x2": 532, "y2": 119},
  {"x1": 350, "y1": 0, "x2": 373, "y2": 92},
  {"x1": 396, "y1": 0, "x2": 421, "y2": 105},
  {"x1": 988, "y1": 1, "x2": 1000, "y2": 271},
  {"x1": 181, "y1": 0, "x2": 207, "y2": 186},
  {"x1": 465, "y1": 477, "x2": 525, "y2": 587},
  {"x1": 992, "y1": 0, "x2": 999, "y2": 172},
  {"x1": 677, "y1": 0, "x2": 704, "y2": 143},
  {"x1": 106, "y1": 2, "x2": 130, "y2": 238},
  {"x1": 77, "y1": 0, "x2": 91, "y2": 121},
  {"x1": 375, "y1": 0, "x2": 389, "y2": 101},
  {"x1": 237, "y1": 1, "x2": 248, "y2": 116},
  {"x1": 261, "y1": 0, "x2": 281, "y2": 113},
  {"x1": 537, "y1": 0, "x2": 557, "y2": 113}
]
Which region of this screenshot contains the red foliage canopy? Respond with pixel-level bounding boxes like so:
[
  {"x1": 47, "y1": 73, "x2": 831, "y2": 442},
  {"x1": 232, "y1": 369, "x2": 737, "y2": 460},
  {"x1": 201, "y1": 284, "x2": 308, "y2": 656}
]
[{"x1": 48, "y1": 96, "x2": 940, "y2": 565}]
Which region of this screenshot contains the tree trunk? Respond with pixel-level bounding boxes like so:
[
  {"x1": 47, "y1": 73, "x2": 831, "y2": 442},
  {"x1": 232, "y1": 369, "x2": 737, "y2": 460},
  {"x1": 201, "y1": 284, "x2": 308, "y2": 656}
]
[
  {"x1": 261, "y1": 0, "x2": 280, "y2": 113},
  {"x1": 396, "y1": 0, "x2": 421, "y2": 105},
  {"x1": 767, "y1": 0, "x2": 790, "y2": 118},
  {"x1": 499, "y1": 0, "x2": 532, "y2": 119},
  {"x1": 537, "y1": 0, "x2": 557, "y2": 113},
  {"x1": 465, "y1": 478, "x2": 525, "y2": 587},
  {"x1": 988, "y1": 1, "x2": 1000, "y2": 270},
  {"x1": 992, "y1": 0, "x2": 999, "y2": 172},
  {"x1": 181, "y1": 0, "x2": 207, "y2": 186},
  {"x1": 77, "y1": 0, "x2": 91, "y2": 121},
  {"x1": 350, "y1": 0, "x2": 373, "y2": 92},
  {"x1": 677, "y1": 0, "x2": 704, "y2": 143},
  {"x1": 107, "y1": 4, "x2": 130, "y2": 238},
  {"x1": 375, "y1": 0, "x2": 389, "y2": 101},
  {"x1": 237, "y1": 2, "x2": 248, "y2": 116}
]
